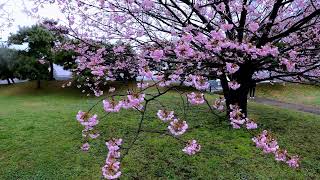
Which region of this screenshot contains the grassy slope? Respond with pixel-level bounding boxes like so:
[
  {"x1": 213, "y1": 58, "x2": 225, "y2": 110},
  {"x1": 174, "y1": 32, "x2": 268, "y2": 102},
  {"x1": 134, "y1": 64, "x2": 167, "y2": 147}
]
[
  {"x1": 256, "y1": 83, "x2": 320, "y2": 107},
  {"x1": 0, "y1": 81, "x2": 319, "y2": 179}
]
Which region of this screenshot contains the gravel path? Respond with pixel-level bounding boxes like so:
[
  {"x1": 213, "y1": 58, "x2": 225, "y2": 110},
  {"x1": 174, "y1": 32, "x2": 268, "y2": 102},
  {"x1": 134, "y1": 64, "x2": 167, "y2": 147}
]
[{"x1": 253, "y1": 97, "x2": 320, "y2": 115}]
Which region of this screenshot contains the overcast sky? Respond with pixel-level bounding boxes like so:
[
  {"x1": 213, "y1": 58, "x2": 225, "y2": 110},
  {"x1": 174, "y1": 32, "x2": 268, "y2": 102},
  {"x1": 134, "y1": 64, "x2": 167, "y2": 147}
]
[{"x1": 0, "y1": 0, "x2": 64, "y2": 41}]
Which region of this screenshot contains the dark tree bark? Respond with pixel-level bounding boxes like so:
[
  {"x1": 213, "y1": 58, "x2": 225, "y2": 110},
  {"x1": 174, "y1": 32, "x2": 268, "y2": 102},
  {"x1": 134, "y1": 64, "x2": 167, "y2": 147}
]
[
  {"x1": 221, "y1": 64, "x2": 254, "y2": 116},
  {"x1": 6, "y1": 78, "x2": 11, "y2": 85},
  {"x1": 49, "y1": 61, "x2": 55, "y2": 80},
  {"x1": 10, "y1": 77, "x2": 15, "y2": 84},
  {"x1": 37, "y1": 79, "x2": 41, "y2": 89}
]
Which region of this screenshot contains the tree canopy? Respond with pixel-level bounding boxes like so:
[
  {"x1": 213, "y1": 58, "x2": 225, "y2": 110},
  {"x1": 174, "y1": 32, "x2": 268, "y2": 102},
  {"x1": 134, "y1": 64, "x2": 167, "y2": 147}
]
[
  {"x1": 8, "y1": 24, "x2": 59, "y2": 81},
  {"x1": 29, "y1": 0, "x2": 320, "y2": 178},
  {"x1": 0, "y1": 46, "x2": 18, "y2": 84}
]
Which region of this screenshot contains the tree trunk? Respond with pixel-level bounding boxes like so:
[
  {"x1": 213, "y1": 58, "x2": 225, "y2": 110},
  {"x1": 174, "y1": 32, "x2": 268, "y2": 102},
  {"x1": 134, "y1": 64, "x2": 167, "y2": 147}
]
[
  {"x1": 37, "y1": 79, "x2": 41, "y2": 89},
  {"x1": 6, "y1": 78, "x2": 11, "y2": 85},
  {"x1": 49, "y1": 62, "x2": 55, "y2": 80},
  {"x1": 10, "y1": 78, "x2": 15, "y2": 84},
  {"x1": 220, "y1": 64, "x2": 254, "y2": 117}
]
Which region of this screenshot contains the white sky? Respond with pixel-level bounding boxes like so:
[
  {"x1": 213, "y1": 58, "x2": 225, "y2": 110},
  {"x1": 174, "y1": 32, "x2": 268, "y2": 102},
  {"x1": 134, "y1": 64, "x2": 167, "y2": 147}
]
[{"x1": 0, "y1": 0, "x2": 64, "y2": 41}]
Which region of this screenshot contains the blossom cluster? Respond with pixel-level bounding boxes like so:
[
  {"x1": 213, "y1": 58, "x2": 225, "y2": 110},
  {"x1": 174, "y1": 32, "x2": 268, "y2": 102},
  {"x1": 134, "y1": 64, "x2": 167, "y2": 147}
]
[
  {"x1": 157, "y1": 109, "x2": 174, "y2": 122},
  {"x1": 102, "y1": 138, "x2": 123, "y2": 179},
  {"x1": 53, "y1": 40, "x2": 139, "y2": 96},
  {"x1": 212, "y1": 97, "x2": 226, "y2": 111},
  {"x1": 103, "y1": 93, "x2": 145, "y2": 112},
  {"x1": 182, "y1": 140, "x2": 201, "y2": 155},
  {"x1": 157, "y1": 110, "x2": 200, "y2": 155},
  {"x1": 229, "y1": 105, "x2": 258, "y2": 129},
  {"x1": 226, "y1": 63, "x2": 240, "y2": 74},
  {"x1": 183, "y1": 75, "x2": 209, "y2": 91},
  {"x1": 76, "y1": 111, "x2": 100, "y2": 151},
  {"x1": 252, "y1": 130, "x2": 300, "y2": 168},
  {"x1": 168, "y1": 118, "x2": 189, "y2": 136},
  {"x1": 280, "y1": 58, "x2": 296, "y2": 72},
  {"x1": 187, "y1": 92, "x2": 205, "y2": 105},
  {"x1": 228, "y1": 81, "x2": 241, "y2": 90}
]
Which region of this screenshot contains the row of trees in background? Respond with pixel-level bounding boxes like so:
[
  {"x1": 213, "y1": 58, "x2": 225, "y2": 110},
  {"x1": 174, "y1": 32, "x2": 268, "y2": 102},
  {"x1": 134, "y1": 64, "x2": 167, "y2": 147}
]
[
  {"x1": 0, "y1": 21, "x2": 140, "y2": 89},
  {"x1": 0, "y1": 24, "x2": 63, "y2": 88},
  {"x1": 0, "y1": 46, "x2": 18, "y2": 84}
]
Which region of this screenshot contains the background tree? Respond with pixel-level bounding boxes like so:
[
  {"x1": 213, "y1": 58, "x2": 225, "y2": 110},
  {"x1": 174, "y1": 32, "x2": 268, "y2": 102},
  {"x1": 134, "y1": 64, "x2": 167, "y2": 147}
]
[
  {"x1": 8, "y1": 25, "x2": 57, "y2": 81},
  {"x1": 0, "y1": 46, "x2": 18, "y2": 84},
  {"x1": 14, "y1": 52, "x2": 50, "y2": 88}
]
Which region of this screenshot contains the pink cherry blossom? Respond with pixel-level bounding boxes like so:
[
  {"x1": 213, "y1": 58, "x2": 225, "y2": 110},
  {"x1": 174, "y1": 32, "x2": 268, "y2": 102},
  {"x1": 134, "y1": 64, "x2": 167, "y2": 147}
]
[
  {"x1": 248, "y1": 22, "x2": 259, "y2": 32},
  {"x1": 157, "y1": 110, "x2": 174, "y2": 122},
  {"x1": 76, "y1": 111, "x2": 86, "y2": 122},
  {"x1": 139, "y1": 67, "x2": 153, "y2": 78},
  {"x1": 275, "y1": 149, "x2": 287, "y2": 162},
  {"x1": 187, "y1": 92, "x2": 205, "y2": 105},
  {"x1": 119, "y1": 99, "x2": 133, "y2": 109},
  {"x1": 246, "y1": 120, "x2": 258, "y2": 129},
  {"x1": 127, "y1": 93, "x2": 145, "y2": 106},
  {"x1": 286, "y1": 155, "x2": 300, "y2": 168},
  {"x1": 215, "y1": 3, "x2": 225, "y2": 12},
  {"x1": 213, "y1": 97, "x2": 225, "y2": 111},
  {"x1": 182, "y1": 140, "x2": 201, "y2": 155},
  {"x1": 137, "y1": 82, "x2": 149, "y2": 89},
  {"x1": 168, "y1": 118, "x2": 188, "y2": 136},
  {"x1": 76, "y1": 111, "x2": 99, "y2": 128},
  {"x1": 183, "y1": 74, "x2": 195, "y2": 86},
  {"x1": 229, "y1": 104, "x2": 245, "y2": 128},
  {"x1": 113, "y1": 46, "x2": 125, "y2": 54},
  {"x1": 192, "y1": 76, "x2": 209, "y2": 90},
  {"x1": 194, "y1": 33, "x2": 208, "y2": 44},
  {"x1": 141, "y1": 0, "x2": 154, "y2": 11},
  {"x1": 280, "y1": 58, "x2": 296, "y2": 72},
  {"x1": 106, "y1": 138, "x2": 123, "y2": 152},
  {"x1": 94, "y1": 90, "x2": 104, "y2": 97},
  {"x1": 228, "y1": 81, "x2": 241, "y2": 90},
  {"x1": 263, "y1": 140, "x2": 279, "y2": 154},
  {"x1": 220, "y1": 23, "x2": 233, "y2": 31},
  {"x1": 150, "y1": 49, "x2": 164, "y2": 62},
  {"x1": 174, "y1": 43, "x2": 194, "y2": 58},
  {"x1": 81, "y1": 142, "x2": 90, "y2": 151},
  {"x1": 252, "y1": 130, "x2": 279, "y2": 154},
  {"x1": 103, "y1": 138, "x2": 123, "y2": 179},
  {"x1": 102, "y1": 161, "x2": 122, "y2": 179},
  {"x1": 226, "y1": 63, "x2": 240, "y2": 74},
  {"x1": 103, "y1": 99, "x2": 122, "y2": 112}
]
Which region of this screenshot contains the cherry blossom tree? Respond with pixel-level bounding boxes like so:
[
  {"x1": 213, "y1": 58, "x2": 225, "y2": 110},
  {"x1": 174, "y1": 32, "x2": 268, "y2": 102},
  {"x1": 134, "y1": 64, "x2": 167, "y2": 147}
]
[
  {"x1": 32, "y1": 0, "x2": 320, "y2": 114},
  {"x1": 30, "y1": 0, "x2": 320, "y2": 178}
]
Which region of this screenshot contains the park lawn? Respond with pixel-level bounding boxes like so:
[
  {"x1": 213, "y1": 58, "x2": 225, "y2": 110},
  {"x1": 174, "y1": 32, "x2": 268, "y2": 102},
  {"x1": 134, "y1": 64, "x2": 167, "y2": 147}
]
[
  {"x1": 0, "y1": 81, "x2": 319, "y2": 179},
  {"x1": 256, "y1": 83, "x2": 320, "y2": 107}
]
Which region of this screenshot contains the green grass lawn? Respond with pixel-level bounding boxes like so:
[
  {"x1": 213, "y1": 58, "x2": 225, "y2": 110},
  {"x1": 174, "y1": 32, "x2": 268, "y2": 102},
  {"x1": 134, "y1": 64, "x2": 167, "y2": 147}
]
[
  {"x1": 0, "y1": 81, "x2": 319, "y2": 179},
  {"x1": 256, "y1": 83, "x2": 320, "y2": 107}
]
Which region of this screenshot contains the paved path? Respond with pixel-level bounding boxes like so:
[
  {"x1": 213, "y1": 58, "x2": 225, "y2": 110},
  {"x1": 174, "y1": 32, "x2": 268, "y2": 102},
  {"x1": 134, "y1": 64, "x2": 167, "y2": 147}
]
[{"x1": 252, "y1": 97, "x2": 320, "y2": 115}]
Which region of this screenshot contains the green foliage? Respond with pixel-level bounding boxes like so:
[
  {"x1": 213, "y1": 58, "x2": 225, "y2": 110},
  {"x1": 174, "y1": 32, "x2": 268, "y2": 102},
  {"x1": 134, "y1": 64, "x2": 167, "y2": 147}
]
[
  {"x1": 0, "y1": 47, "x2": 19, "y2": 81},
  {"x1": 0, "y1": 82, "x2": 319, "y2": 179},
  {"x1": 8, "y1": 25, "x2": 55, "y2": 59},
  {"x1": 53, "y1": 49, "x2": 76, "y2": 70},
  {"x1": 7, "y1": 24, "x2": 71, "y2": 82},
  {"x1": 14, "y1": 54, "x2": 49, "y2": 81}
]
